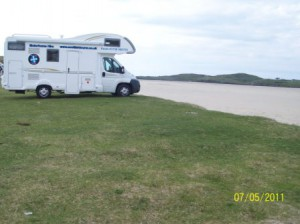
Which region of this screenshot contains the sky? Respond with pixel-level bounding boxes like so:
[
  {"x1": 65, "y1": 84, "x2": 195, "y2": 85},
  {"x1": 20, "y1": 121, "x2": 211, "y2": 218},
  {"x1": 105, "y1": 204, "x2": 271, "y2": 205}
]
[{"x1": 1, "y1": 0, "x2": 300, "y2": 79}]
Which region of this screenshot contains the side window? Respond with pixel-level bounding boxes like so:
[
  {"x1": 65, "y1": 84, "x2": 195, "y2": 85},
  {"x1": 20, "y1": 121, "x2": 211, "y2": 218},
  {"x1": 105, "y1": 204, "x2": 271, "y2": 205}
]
[
  {"x1": 103, "y1": 57, "x2": 122, "y2": 73},
  {"x1": 47, "y1": 49, "x2": 59, "y2": 62},
  {"x1": 103, "y1": 57, "x2": 113, "y2": 72},
  {"x1": 8, "y1": 42, "x2": 25, "y2": 51}
]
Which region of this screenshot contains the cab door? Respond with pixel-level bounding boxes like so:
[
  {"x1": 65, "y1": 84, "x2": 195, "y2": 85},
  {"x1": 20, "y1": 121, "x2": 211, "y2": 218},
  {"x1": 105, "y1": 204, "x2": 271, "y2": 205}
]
[{"x1": 101, "y1": 57, "x2": 124, "y2": 92}]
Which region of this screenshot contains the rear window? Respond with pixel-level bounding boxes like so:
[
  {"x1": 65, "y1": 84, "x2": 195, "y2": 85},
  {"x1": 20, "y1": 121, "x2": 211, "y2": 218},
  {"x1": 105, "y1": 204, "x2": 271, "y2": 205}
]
[{"x1": 8, "y1": 42, "x2": 25, "y2": 51}]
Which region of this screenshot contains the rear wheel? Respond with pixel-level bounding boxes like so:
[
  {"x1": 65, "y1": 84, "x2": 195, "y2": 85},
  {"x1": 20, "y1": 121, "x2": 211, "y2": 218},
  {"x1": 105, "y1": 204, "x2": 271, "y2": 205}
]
[
  {"x1": 36, "y1": 85, "x2": 52, "y2": 98},
  {"x1": 116, "y1": 84, "x2": 131, "y2": 97}
]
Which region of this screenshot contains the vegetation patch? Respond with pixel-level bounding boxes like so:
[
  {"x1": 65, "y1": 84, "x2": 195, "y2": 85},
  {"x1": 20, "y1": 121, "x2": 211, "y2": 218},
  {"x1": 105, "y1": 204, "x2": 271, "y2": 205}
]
[{"x1": 138, "y1": 73, "x2": 300, "y2": 88}]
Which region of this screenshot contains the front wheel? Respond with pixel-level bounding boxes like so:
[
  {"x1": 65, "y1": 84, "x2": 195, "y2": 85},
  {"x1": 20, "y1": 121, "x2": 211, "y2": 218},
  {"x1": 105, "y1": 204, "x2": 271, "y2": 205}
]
[
  {"x1": 36, "y1": 85, "x2": 52, "y2": 98},
  {"x1": 116, "y1": 84, "x2": 131, "y2": 97}
]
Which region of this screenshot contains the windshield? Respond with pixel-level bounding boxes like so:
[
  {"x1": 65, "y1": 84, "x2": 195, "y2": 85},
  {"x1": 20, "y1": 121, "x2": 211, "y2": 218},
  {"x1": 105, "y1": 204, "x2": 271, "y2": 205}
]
[{"x1": 103, "y1": 57, "x2": 123, "y2": 73}]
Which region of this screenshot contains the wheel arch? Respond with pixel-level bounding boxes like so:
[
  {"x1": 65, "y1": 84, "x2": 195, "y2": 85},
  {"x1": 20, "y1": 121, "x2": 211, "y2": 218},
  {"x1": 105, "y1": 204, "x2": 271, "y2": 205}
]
[
  {"x1": 115, "y1": 82, "x2": 132, "y2": 94},
  {"x1": 36, "y1": 80, "x2": 53, "y2": 90}
]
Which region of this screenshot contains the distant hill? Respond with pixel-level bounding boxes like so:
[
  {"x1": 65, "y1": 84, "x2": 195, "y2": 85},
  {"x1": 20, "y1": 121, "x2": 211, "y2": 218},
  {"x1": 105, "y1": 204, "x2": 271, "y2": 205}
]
[{"x1": 138, "y1": 73, "x2": 300, "y2": 88}]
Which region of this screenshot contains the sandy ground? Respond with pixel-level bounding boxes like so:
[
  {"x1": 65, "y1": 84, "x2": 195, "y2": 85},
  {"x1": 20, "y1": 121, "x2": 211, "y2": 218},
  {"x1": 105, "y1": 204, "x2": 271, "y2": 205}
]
[{"x1": 138, "y1": 80, "x2": 300, "y2": 126}]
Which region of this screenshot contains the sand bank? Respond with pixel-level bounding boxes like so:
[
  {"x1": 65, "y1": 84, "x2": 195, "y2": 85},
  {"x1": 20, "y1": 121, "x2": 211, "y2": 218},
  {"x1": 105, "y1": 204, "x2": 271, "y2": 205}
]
[{"x1": 139, "y1": 80, "x2": 300, "y2": 126}]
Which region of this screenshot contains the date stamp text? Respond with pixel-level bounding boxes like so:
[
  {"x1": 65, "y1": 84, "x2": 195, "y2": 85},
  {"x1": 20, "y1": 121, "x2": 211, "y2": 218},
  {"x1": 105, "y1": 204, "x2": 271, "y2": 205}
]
[{"x1": 233, "y1": 193, "x2": 284, "y2": 202}]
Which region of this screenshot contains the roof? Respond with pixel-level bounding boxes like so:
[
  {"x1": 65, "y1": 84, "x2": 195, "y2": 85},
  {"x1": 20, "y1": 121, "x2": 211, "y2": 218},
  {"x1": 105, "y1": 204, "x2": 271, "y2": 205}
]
[
  {"x1": 9, "y1": 33, "x2": 123, "y2": 46},
  {"x1": 6, "y1": 33, "x2": 136, "y2": 54}
]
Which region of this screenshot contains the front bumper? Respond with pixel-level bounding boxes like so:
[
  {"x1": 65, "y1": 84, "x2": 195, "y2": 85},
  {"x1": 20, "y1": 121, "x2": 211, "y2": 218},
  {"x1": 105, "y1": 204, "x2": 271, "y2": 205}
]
[{"x1": 130, "y1": 79, "x2": 140, "y2": 93}]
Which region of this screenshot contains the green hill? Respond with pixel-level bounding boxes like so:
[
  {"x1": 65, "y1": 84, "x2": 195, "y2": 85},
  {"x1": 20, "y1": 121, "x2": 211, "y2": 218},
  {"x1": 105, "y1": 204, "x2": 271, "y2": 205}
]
[{"x1": 138, "y1": 73, "x2": 300, "y2": 88}]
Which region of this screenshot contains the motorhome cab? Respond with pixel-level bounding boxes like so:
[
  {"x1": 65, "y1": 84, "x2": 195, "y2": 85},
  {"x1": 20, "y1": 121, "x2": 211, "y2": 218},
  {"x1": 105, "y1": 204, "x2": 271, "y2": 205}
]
[{"x1": 1, "y1": 33, "x2": 140, "y2": 98}]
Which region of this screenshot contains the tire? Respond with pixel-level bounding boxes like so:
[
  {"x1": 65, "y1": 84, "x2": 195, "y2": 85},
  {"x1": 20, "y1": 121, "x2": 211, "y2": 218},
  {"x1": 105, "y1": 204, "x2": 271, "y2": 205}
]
[
  {"x1": 116, "y1": 84, "x2": 131, "y2": 97},
  {"x1": 36, "y1": 85, "x2": 52, "y2": 98}
]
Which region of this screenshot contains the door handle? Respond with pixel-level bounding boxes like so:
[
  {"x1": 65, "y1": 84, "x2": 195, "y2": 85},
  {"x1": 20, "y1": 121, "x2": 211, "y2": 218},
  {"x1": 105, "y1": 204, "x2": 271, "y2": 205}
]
[
  {"x1": 68, "y1": 68, "x2": 70, "y2": 73},
  {"x1": 102, "y1": 72, "x2": 106, "y2": 77}
]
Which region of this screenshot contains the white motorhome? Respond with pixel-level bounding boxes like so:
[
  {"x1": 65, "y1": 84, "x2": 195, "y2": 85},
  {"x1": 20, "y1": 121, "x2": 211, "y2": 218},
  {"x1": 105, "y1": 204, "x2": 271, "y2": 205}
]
[{"x1": 1, "y1": 33, "x2": 140, "y2": 98}]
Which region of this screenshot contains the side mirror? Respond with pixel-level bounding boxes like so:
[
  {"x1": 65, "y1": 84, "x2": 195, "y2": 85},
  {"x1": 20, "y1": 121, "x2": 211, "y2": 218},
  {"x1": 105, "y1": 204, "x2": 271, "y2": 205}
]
[{"x1": 121, "y1": 66, "x2": 125, "y2": 74}]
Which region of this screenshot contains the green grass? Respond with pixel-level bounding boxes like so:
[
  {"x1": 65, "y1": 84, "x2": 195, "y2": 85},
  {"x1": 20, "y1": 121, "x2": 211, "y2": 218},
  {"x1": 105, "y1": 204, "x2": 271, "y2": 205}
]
[{"x1": 0, "y1": 89, "x2": 299, "y2": 223}]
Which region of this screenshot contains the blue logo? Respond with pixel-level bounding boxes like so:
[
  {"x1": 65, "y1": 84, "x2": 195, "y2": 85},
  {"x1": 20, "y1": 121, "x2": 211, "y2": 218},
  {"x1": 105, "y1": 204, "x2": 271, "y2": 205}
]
[{"x1": 28, "y1": 54, "x2": 40, "y2": 65}]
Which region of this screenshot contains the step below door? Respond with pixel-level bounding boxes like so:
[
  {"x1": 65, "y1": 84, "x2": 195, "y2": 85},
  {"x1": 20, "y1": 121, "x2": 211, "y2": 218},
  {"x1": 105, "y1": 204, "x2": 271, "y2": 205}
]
[{"x1": 81, "y1": 76, "x2": 95, "y2": 91}]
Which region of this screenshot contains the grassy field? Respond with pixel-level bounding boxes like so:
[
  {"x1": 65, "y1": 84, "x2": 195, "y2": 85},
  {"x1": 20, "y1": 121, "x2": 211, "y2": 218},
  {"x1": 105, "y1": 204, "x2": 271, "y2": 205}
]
[{"x1": 0, "y1": 89, "x2": 299, "y2": 223}]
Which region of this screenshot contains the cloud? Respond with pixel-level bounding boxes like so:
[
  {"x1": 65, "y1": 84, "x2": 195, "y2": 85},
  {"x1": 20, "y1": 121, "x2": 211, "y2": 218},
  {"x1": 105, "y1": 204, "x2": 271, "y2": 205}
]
[
  {"x1": 1, "y1": 0, "x2": 299, "y2": 79},
  {"x1": 121, "y1": 0, "x2": 300, "y2": 78},
  {"x1": 136, "y1": 1, "x2": 300, "y2": 42}
]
